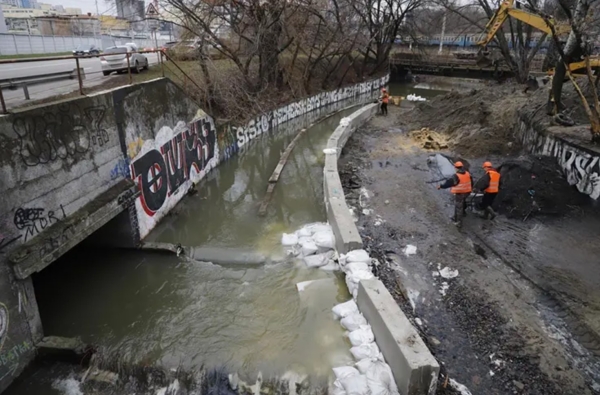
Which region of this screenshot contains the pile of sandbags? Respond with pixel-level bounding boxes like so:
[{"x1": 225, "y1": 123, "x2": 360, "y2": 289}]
[
  {"x1": 281, "y1": 223, "x2": 338, "y2": 270},
  {"x1": 331, "y1": 300, "x2": 399, "y2": 395},
  {"x1": 339, "y1": 249, "x2": 375, "y2": 299}
]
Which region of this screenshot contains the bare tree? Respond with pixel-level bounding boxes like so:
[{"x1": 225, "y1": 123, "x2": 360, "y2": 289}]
[{"x1": 435, "y1": 0, "x2": 550, "y2": 83}]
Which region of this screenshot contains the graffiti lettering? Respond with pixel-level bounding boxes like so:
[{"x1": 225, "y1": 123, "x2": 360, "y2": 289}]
[
  {"x1": 12, "y1": 104, "x2": 108, "y2": 167},
  {"x1": 130, "y1": 117, "x2": 217, "y2": 217},
  {"x1": 237, "y1": 74, "x2": 389, "y2": 149},
  {"x1": 117, "y1": 188, "x2": 139, "y2": 208},
  {"x1": 519, "y1": 121, "x2": 600, "y2": 199},
  {"x1": 0, "y1": 303, "x2": 7, "y2": 352},
  {"x1": 86, "y1": 106, "x2": 109, "y2": 146},
  {"x1": 110, "y1": 158, "x2": 131, "y2": 180},
  {"x1": 13, "y1": 206, "x2": 66, "y2": 242},
  {"x1": 0, "y1": 341, "x2": 32, "y2": 369}
]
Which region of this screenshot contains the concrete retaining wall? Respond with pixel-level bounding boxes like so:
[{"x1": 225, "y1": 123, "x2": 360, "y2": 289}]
[
  {"x1": 323, "y1": 103, "x2": 379, "y2": 254},
  {"x1": 0, "y1": 74, "x2": 389, "y2": 391},
  {"x1": 516, "y1": 113, "x2": 600, "y2": 200},
  {"x1": 323, "y1": 103, "x2": 440, "y2": 394}
]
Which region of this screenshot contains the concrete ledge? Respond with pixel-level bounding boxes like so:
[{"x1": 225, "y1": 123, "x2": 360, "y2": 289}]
[
  {"x1": 357, "y1": 279, "x2": 440, "y2": 395},
  {"x1": 323, "y1": 103, "x2": 378, "y2": 253}
]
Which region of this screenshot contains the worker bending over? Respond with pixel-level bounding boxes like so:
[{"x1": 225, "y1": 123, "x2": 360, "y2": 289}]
[
  {"x1": 380, "y1": 88, "x2": 389, "y2": 115},
  {"x1": 475, "y1": 161, "x2": 500, "y2": 220},
  {"x1": 438, "y1": 161, "x2": 473, "y2": 228}
]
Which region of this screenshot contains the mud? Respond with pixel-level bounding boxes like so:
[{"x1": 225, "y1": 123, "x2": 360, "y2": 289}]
[
  {"x1": 338, "y1": 106, "x2": 600, "y2": 394},
  {"x1": 394, "y1": 79, "x2": 600, "y2": 158}
]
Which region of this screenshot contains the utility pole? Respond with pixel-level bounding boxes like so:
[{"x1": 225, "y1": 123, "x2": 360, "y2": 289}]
[
  {"x1": 438, "y1": 13, "x2": 446, "y2": 54},
  {"x1": 94, "y1": 0, "x2": 99, "y2": 42}
]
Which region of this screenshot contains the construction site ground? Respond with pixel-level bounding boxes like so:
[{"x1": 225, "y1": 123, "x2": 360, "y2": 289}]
[{"x1": 339, "y1": 97, "x2": 600, "y2": 394}]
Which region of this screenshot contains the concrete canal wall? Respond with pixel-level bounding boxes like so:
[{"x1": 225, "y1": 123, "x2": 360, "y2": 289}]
[
  {"x1": 324, "y1": 104, "x2": 440, "y2": 394},
  {"x1": 0, "y1": 74, "x2": 388, "y2": 391}
]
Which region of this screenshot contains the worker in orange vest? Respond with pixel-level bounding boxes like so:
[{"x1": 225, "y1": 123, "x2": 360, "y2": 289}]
[
  {"x1": 437, "y1": 161, "x2": 473, "y2": 228},
  {"x1": 475, "y1": 161, "x2": 501, "y2": 220},
  {"x1": 380, "y1": 88, "x2": 389, "y2": 116}
]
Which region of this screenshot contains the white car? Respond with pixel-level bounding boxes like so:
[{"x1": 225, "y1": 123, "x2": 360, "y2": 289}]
[{"x1": 101, "y1": 45, "x2": 149, "y2": 76}]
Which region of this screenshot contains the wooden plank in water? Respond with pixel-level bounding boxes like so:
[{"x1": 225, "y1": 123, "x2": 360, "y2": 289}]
[{"x1": 260, "y1": 128, "x2": 307, "y2": 215}]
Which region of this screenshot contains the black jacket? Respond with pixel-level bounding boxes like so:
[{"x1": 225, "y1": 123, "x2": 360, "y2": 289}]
[{"x1": 439, "y1": 169, "x2": 473, "y2": 190}]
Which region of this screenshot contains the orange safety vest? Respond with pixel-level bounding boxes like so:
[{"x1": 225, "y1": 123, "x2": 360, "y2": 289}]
[
  {"x1": 485, "y1": 170, "x2": 500, "y2": 193},
  {"x1": 451, "y1": 171, "x2": 472, "y2": 194},
  {"x1": 382, "y1": 94, "x2": 389, "y2": 104}
]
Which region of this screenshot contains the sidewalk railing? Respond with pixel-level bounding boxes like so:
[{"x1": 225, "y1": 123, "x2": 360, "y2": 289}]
[{"x1": 0, "y1": 49, "x2": 204, "y2": 114}]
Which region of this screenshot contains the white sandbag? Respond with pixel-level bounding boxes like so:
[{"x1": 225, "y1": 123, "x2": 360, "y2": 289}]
[
  {"x1": 366, "y1": 361, "x2": 399, "y2": 395},
  {"x1": 348, "y1": 325, "x2": 375, "y2": 346},
  {"x1": 332, "y1": 366, "x2": 359, "y2": 380},
  {"x1": 340, "y1": 117, "x2": 351, "y2": 127},
  {"x1": 304, "y1": 251, "x2": 333, "y2": 268},
  {"x1": 345, "y1": 276, "x2": 359, "y2": 297},
  {"x1": 341, "y1": 313, "x2": 368, "y2": 331},
  {"x1": 330, "y1": 383, "x2": 347, "y2": 395},
  {"x1": 281, "y1": 233, "x2": 298, "y2": 246},
  {"x1": 356, "y1": 358, "x2": 377, "y2": 374},
  {"x1": 320, "y1": 260, "x2": 339, "y2": 271},
  {"x1": 296, "y1": 226, "x2": 312, "y2": 238},
  {"x1": 345, "y1": 261, "x2": 370, "y2": 276},
  {"x1": 298, "y1": 237, "x2": 318, "y2": 256},
  {"x1": 332, "y1": 300, "x2": 359, "y2": 319},
  {"x1": 351, "y1": 343, "x2": 381, "y2": 361},
  {"x1": 313, "y1": 230, "x2": 336, "y2": 250},
  {"x1": 323, "y1": 148, "x2": 338, "y2": 155},
  {"x1": 346, "y1": 249, "x2": 371, "y2": 263},
  {"x1": 340, "y1": 374, "x2": 370, "y2": 395}
]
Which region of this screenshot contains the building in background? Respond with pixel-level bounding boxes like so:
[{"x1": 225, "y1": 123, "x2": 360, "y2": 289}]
[
  {"x1": 0, "y1": 3, "x2": 6, "y2": 33},
  {"x1": 36, "y1": 14, "x2": 99, "y2": 36},
  {"x1": 64, "y1": 7, "x2": 81, "y2": 15},
  {"x1": 1, "y1": 0, "x2": 22, "y2": 7}
]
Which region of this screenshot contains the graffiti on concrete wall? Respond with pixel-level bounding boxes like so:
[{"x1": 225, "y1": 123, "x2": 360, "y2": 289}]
[
  {"x1": 520, "y1": 120, "x2": 600, "y2": 200},
  {"x1": 110, "y1": 158, "x2": 131, "y2": 180},
  {"x1": 11, "y1": 104, "x2": 108, "y2": 167},
  {"x1": 130, "y1": 112, "x2": 218, "y2": 238},
  {"x1": 0, "y1": 235, "x2": 21, "y2": 254},
  {"x1": 13, "y1": 206, "x2": 66, "y2": 243},
  {"x1": 235, "y1": 75, "x2": 389, "y2": 149},
  {"x1": 0, "y1": 303, "x2": 7, "y2": 352}
]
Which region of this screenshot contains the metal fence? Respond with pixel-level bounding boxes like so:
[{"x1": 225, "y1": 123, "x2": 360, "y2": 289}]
[{"x1": 0, "y1": 33, "x2": 170, "y2": 56}]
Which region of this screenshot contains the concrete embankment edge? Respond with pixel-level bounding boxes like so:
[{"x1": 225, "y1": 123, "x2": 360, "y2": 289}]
[{"x1": 323, "y1": 104, "x2": 440, "y2": 395}]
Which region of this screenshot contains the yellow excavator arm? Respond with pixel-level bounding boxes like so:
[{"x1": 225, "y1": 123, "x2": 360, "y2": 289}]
[{"x1": 477, "y1": 0, "x2": 570, "y2": 46}]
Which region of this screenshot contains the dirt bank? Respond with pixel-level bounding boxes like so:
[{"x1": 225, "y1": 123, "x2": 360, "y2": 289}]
[
  {"x1": 395, "y1": 79, "x2": 599, "y2": 158},
  {"x1": 338, "y1": 106, "x2": 600, "y2": 394}
]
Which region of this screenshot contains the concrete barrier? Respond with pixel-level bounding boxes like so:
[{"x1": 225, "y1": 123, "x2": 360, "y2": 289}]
[
  {"x1": 323, "y1": 103, "x2": 379, "y2": 253},
  {"x1": 323, "y1": 103, "x2": 440, "y2": 394},
  {"x1": 358, "y1": 280, "x2": 440, "y2": 395}
]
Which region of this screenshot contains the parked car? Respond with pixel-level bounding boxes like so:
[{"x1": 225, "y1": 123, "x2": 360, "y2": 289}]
[
  {"x1": 73, "y1": 44, "x2": 100, "y2": 57},
  {"x1": 100, "y1": 45, "x2": 148, "y2": 76}
]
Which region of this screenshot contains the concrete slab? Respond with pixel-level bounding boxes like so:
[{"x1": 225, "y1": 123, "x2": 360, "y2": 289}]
[{"x1": 357, "y1": 279, "x2": 439, "y2": 395}]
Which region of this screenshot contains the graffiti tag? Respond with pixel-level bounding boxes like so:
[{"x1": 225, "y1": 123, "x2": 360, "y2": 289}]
[
  {"x1": 0, "y1": 235, "x2": 22, "y2": 254},
  {"x1": 110, "y1": 158, "x2": 131, "y2": 180},
  {"x1": 13, "y1": 205, "x2": 66, "y2": 242},
  {"x1": 12, "y1": 104, "x2": 108, "y2": 167},
  {"x1": 0, "y1": 303, "x2": 7, "y2": 352},
  {"x1": 130, "y1": 117, "x2": 216, "y2": 216}
]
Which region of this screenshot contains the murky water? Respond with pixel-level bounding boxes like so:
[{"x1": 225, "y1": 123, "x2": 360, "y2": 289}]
[
  {"x1": 11, "y1": 102, "x2": 371, "y2": 395},
  {"x1": 388, "y1": 76, "x2": 486, "y2": 99}
]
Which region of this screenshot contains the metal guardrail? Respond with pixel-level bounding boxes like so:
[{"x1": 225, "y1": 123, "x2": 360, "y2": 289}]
[
  {"x1": 0, "y1": 68, "x2": 86, "y2": 100},
  {"x1": 0, "y1": 50, "x2": 167, "y2": 114}
]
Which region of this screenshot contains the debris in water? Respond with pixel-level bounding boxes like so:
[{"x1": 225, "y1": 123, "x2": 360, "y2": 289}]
[
  {"x1": 439, "y1": 267, "x2": 459, "y2": 279},
  {"x1": 449, "y1": 378, "x2": 473, "y2": 395},
  {"x1": 362, "y1": 209, "x2": 372, "y2": 215},
  {"x1": 52, "y1": 378, "x2": 84, "y2": 395},
  {"x1": 403, "y1": 244, "x2": 417, "y2": 256},
  {"x1": 359, "y1": 187, "x2": 370, "y2": 207},
  {"x1": 407, "y1": 289, "x2": 420, "y2": 312},
  {"x1": 323, "y1": 148, "x2": 337, "y2": 154},
  {"x1": 415, "y1": 317, "x2": 423, "y2": 326}
]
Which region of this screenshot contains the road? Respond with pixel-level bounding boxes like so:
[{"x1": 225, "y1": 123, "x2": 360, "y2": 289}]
[{"x1": 0, "y1": 54, "x2": 162, "y2": 110}]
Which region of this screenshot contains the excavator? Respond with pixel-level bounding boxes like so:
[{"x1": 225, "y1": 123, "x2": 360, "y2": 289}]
[{"x1": 475, "y1": 0, "x2": 600, "y2": 75}]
